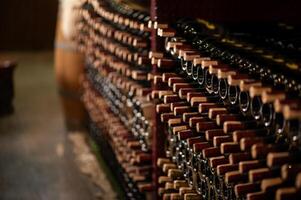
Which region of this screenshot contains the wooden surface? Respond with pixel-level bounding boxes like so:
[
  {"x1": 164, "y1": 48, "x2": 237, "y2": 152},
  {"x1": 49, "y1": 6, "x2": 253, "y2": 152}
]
[{"x1": 0, "y1": 0, "x2": 58, "y2": 50}]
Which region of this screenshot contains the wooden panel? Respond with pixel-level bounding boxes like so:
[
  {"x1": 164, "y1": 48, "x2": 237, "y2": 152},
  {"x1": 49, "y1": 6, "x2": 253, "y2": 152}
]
[{"x1": 0, "y1": 0, "x2": 58, "y2": 50}]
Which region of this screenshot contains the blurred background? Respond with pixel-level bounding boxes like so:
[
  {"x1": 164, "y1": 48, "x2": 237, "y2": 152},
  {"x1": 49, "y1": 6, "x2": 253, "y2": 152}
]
[
  {"x1": 0, "y1": 1, "x2": 117, "y2": 199},
  {"x1": 0, "y1": 0, "x2": 58, "y2": 50}
]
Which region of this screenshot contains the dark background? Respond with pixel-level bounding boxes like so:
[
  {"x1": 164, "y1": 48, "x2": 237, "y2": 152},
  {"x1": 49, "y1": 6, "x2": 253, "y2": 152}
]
[
  {"x1": 1, "y1": 0, "x2": 301, "y2": 50},
  {"x1": 152, "y1": 0, "x2": 301, "y2": 23},
  {"x1": 0, "y1": 0, "x2": 58, "y2": 50}
]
